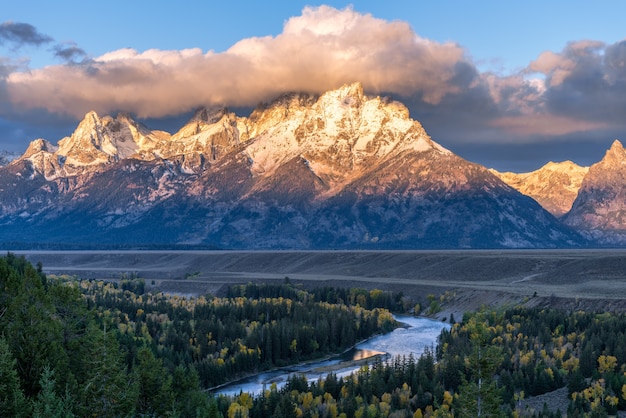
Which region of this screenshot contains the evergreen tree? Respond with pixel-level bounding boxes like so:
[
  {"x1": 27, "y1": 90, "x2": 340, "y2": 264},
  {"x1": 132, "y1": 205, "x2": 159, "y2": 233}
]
[
  {"x1": 0, "y1": 336, "x2": 29, "y2": 418},
  {"x1": 134, "y1": 345, "x2": 174, "y2": 416},
  {"x1": 171, "y1": 365, "x2": 211, "y2": 416},
  {"x1": 207, "y1": 396, "x2": 224, "y2": 418},
  {"x1": 32, "y1": 367, "x2": 74, "y2": 418},
  {"x1": 0, "y1": 255, "x2": 68, "y2": 395},
  {"x1": 78, "y1": 322, "x2": 137, "y2": 417},
  {"x1": 455, "y1": 313, "x2": 504, "y2": 418}
]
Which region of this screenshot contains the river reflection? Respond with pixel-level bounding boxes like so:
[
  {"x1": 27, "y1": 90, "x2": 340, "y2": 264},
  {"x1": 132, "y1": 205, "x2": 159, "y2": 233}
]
[
  {"x1": 214, "y1": 316, "x2": 450, "y2": 397},
  {"x1": 346, "y1": 348, "x2": 384, "y2": 361}
]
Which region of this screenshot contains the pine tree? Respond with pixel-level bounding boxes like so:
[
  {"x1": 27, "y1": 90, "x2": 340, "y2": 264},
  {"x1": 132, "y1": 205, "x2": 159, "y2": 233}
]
[
  {"x1": 0, "y1": 336, "x2": 29, "y2": 418},
  {"x1": 134, "y1": 346, "x2": 174, "y2": 416},
  {"x1": 32, "y1": 367, "x2": 74, "y2": 418},
  {"x1": 0, "y1": 255, "x2": 68, "y2": 395},
  {"x1": 456, "y1": 313, "x2": 504, "y2": 418},
  {"x1": 171, "y1": 365, "x2": 211, "y2": 416},
  {"x1": 78, "y1": 322, "x2": 137, "y2": 417}
]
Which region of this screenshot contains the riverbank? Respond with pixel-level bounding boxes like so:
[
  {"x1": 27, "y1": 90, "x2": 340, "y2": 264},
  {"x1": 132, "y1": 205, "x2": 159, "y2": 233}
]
[
  {"x1": 213, "y1": 316, "x2": 448, "y2": 396},
  {"x1": 207, "y1": 327, "x2": 394, "y2": 393},
  {"x1": 307, "y1": 353, "x2": 388, "y2": 375}
]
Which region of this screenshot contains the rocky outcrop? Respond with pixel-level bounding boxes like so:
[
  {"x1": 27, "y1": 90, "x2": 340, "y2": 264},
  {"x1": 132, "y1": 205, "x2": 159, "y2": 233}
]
[{"x1": 563, "y1": 140, "x2": 626, "y2": 243}]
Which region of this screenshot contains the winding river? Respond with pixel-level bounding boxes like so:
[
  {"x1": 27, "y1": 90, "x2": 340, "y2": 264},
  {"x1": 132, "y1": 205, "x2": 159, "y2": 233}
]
[{"x1": 215, "y1": 316, "x2": 450, "y2": 397}]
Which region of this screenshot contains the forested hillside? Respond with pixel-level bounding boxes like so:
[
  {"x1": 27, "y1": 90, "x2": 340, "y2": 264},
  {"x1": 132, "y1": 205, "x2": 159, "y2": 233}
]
[
  {"x1": 214, "y1": 308, "x2": 626, "y2": 417},
  {"x1": 0, "y1": 254, "x2": 400, "y2": 417},
  {"x1": 3, "y1": 253, "x2": 626, "y2": 417}
]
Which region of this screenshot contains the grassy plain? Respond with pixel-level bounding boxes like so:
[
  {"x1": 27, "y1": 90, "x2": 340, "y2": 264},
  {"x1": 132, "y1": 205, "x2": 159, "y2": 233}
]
[{"x1": 16, "y1": 249, "x2": 626, "y2": 318}]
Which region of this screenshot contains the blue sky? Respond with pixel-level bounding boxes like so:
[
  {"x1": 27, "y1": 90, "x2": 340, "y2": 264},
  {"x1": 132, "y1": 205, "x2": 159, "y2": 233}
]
[{"x1": 2, "y1": 1, "x2": 626, "y2": 170}]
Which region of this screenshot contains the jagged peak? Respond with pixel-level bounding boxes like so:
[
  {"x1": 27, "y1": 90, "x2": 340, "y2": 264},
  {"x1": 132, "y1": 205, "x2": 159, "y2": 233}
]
[
  {"x1": 65, "y1": 111, "x2": 104, "y2": 142},
  {"x1": 111, "y1": 112, "x2": 158, "y2": 139},
  {"x1": 608, "y1": 139, "x2": 624, "y2": 153},
  {"x1": 493, "y1": 160, "x2": 588, "y2": 178},
  {"x1": 68, "y1": 111, "x2": 104, "y2": 138},
  {"x1": 81, "y1": 110, "x2": 101, "y2": 123},
  {"x1": 189, "y1": 106, "x2": 229, "y2": 124},
  {"x1": 115, "y1": 112, "x2": 135, "y2": 123},
  {"x1": 335, "y1": 81, "x2": 364, "y2": 100},
  {"x1": 15, "y1": 84, "x2": 446, "y2": 174},
  {"x1": 600, "y1": 139, "x2": 626, "y2": 164},
  {"x1": 169, "y1": 107, "x2": 233, "y2": 141},
  {"x1": 541, "y1": 160, "x2": 587, "y2": 172},
  {"x1": 250, "y1": 83, "x2": 366, "y2": 121},
  {"x1": 22, "y1": 138, "x2": 58, "y2": 158},
  {"x1": 317, "y1": 82, "x2": 365, "y2": 109},
  {"x1": 79, "y1": 110, "x2": 139, "y2": 131},
  {"x1": 254, "y1": 92, "x2": 317, "y2": 114}
]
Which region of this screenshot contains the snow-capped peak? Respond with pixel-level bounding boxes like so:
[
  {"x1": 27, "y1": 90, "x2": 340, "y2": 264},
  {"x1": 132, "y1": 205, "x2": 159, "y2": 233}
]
[
  {"x1": 602, "y1": 139, "x2": 626, "y2": 165},
  {"x1": 0, "y1": 83, "x2": 591, "y2": 249},
  {"x1": 53, "y1": 111, "x2": 167, "y2": 166},
  {"x1": 22, "y1": 139, "x2": 58, "y2": 158},
  {"x1": 191, "y1": 106, "x2": 229, "y2": 124},
  {"x1": 14, "y1": 84, "x2": 450, "y2": 182},
  {"x1": 170, "y1": 106, "x2": 232, "y2": 141},
  {"x1": 242, "y1": 82, "x2": 449, "y2": 190}
]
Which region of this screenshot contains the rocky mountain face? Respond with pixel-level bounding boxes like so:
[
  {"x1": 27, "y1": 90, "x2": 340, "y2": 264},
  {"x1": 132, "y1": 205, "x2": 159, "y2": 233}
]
[
  {"x1": 0, "y1": 83, "x2": 585, "y2": 248},
  {"x1": 491, "y1": 161, "x2": 589, "y2": 217},
  {"x1": 562, "y1": 140, "x2": 626, "y2": 244}
]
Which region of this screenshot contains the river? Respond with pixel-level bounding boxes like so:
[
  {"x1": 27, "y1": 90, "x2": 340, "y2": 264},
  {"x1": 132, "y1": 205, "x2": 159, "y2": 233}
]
[{"x1": 214, "y1": 315, "x2": 450, "y2": 397}]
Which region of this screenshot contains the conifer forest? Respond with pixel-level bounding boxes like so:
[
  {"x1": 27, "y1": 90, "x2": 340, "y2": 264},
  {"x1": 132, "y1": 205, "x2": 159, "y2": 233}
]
[{"x1": 2, "y1": 253, "x2": 626, "y2": 417}]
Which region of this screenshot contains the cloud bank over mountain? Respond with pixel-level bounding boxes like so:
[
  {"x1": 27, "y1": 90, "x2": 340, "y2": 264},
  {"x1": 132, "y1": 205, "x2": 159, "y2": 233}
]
[
  {"x1": 1, "y1": 6, "x2": 626, "y2": 170},
  {"x1": 5, "y1": 7, "x2": 473, "y2": 117}
]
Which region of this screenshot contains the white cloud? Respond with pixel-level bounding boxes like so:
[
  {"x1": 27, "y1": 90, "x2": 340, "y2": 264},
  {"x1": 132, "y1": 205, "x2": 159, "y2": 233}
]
[
  {"x1": 4, "y1": 5, "x2": 472, "y2": 119},
  {"x1": 3, "y1": 6, "x2": 626, "y2": 148}
]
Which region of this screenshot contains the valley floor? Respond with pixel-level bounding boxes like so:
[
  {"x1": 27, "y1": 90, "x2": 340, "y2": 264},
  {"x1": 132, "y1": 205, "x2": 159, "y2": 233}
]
[{"x1": 15, "y1": 249, "x2": 626, "y2": 317}]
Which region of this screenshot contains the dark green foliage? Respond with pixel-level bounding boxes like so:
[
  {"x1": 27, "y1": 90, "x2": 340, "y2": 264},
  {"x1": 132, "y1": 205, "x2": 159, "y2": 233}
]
[
  {"x1": 0, "y1": 254, "x2": 402, "y2": 416},
  {"x1": 86, "y1": 280, "x2": 399, "y2": 388},
  {"x1": 120, "y1": 278, "x2": 145, "y2": 294},
  {"x1": 170, "y1": 365, "x2": 214, "y2": 417},
  {"x1": 8, "y1": 253, "x2": 626, "y2": 417},
  {"x1": 227, "y1": 283, "x2": 405, "y2": 312},
  {"x1": 134, "y1": 346, "x2": 174, "y2": 416},
  {"x1": 0, "y1": 336, "x2": 29, "y2": 418},
  {"x1": 0, "y1": 253, "x2": 69, "y2": 395},
  {"x1": 77, "y1": 322, "x2": 138, "y2": 417},
  {"x1": 32, "y1": 367, "x2": 74, "y2": 418},
  {"x1": 455, "y1": 313, "x2": 505, "y2": 417}
]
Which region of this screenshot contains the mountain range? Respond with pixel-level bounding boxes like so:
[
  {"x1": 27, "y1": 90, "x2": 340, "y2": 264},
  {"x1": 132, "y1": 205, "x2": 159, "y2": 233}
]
[{"x1": 0, "y1": 82, "x2": 623, "y2": 249}]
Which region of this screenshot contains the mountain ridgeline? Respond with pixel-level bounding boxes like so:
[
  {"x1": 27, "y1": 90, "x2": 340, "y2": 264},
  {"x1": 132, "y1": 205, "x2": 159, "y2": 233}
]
[
  {"x1": 0, "y1": 82, "x2": 621, "y2": 248},
  {"x1": 491, "y1": 140, "x2": 626, "y2": 246}
]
